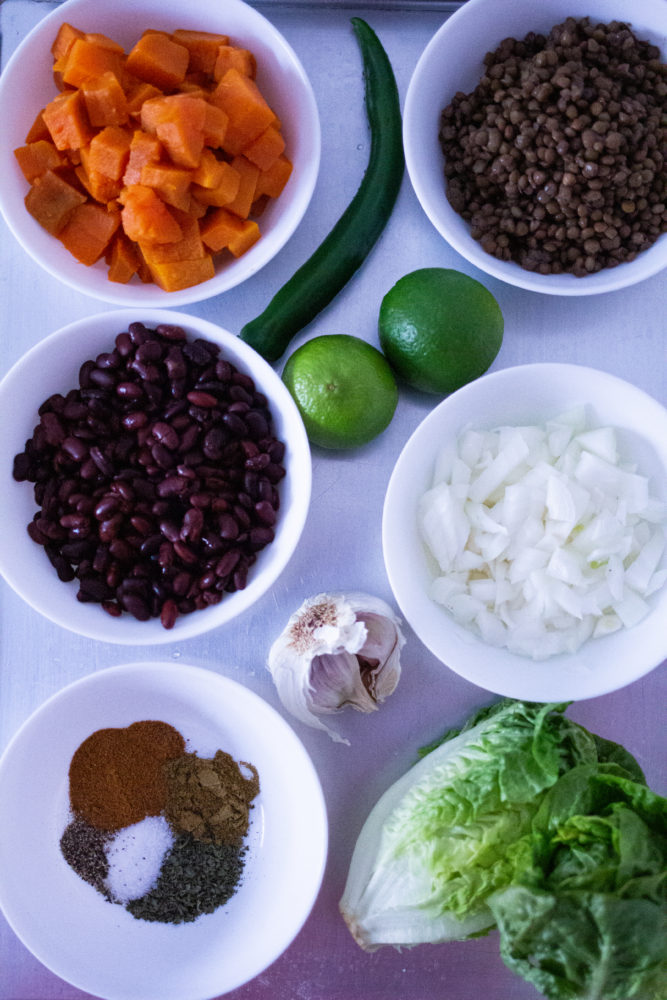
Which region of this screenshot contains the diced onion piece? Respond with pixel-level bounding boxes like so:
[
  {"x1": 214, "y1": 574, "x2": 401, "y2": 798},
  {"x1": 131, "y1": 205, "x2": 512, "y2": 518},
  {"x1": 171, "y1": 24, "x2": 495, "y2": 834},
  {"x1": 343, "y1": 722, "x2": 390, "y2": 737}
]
[{"x1": 418, "y1": 411, "x2": 667, "y2": 660}]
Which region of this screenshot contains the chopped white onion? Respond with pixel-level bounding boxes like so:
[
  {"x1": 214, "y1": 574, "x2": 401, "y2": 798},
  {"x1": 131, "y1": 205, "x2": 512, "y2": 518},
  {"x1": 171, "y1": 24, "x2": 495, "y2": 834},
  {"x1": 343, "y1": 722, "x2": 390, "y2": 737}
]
[{"x1": 418, "y1": 411, "x2": 667, "y2": 660}]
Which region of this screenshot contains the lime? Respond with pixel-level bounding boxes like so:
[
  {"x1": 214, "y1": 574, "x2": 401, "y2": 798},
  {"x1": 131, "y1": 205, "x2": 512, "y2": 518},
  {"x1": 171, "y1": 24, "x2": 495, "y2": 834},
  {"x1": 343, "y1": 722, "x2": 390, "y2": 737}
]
[
  {"x1": 282, "y1": 334, "x2": 398, "y2": 449},
  {"x1": 378, "y1": 268, "x2": 503, "y2": 395}
]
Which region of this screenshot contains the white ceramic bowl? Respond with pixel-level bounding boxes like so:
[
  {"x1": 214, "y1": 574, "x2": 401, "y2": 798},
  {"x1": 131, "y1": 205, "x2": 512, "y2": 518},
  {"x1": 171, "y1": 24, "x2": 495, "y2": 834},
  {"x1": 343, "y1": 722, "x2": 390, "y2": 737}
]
[
  {"x1": 0, "y1": 309, "x2": 311, "y2": 643},
  {"x1": 383, "y1": 363, "x2": 667, "y2": 701},
  {"x1": 0, "y1": 660, "x2": 328, "y2": 1000},
  {"x1": 404, "y1": 0, "x2": 667, "y2": 295},
  {"x1": 0, "y1": 0, "x2": 320, "y2": 306}
]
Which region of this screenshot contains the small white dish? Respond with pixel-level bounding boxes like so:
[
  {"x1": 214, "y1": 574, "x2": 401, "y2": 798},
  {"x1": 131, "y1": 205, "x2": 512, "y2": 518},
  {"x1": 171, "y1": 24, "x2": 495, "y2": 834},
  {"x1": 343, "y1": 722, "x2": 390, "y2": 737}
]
[
  {"x1": 0, "y1": 309, "x2": 311, "y2": 643},
  {"x1": 0, "y1": 0, "x2": 320, "y2": 305},
  {"x1": 403, "y1": 0, "x2": 667, "y2": 295},
  {"x1": 0, "y1": 661, "x2": 328, "y2": 1000},
  {"x1": 383, "y1": 363, "x2": 667, "y2": 701}
]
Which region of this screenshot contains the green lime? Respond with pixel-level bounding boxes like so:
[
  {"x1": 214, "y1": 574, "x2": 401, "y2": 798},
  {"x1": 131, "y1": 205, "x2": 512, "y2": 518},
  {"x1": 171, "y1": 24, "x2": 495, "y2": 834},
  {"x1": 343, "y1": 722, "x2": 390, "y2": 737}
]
[
  {"x1": 282, "y1": 334, "x2": 398, "y2": 450},
  {"x1": 378, "y1": 268, "x2": 504, "y2": 395}
]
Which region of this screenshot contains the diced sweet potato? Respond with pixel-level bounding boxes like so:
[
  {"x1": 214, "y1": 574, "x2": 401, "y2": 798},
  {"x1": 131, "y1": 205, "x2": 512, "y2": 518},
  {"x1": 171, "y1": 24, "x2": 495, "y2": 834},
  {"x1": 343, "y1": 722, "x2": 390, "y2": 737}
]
[
  {"x1": 125, "y1": 80, "x2": 162, "y2": 118},
  {"x1": 14, "y1": 140, "x2": 64, "y2": 183},
  {"x1": 125, "y1": 31, "x2": 189, "y2": 90},
  {"x1": 58, "y1": 201, "x2": 121, "y2": 264},
  {"x1": 213, "y1": 45, "x2": 256, "y2": 81},
  {"x1": 24, "y1": 169, "x2": 87, "y2": 235},
  {"x1": 191, "y1": 161, "x2": 241, "y2": 207},
  {"x1": 255, "y1": 154, "x2": 293, "y2": 199},
  {"x1": 25, "y1": 110, "x2": 51, "y2": 143},
  {"x1": 51, "y1": 23, "x2": 85, "y2": 62},
  {"x1": 200, "y1": 207, "x2": 260, "y2": 256},
  {"x1": 141, "y1": 210, "x2": 206, "y2": 263},
  {"x1": 140, "y1": 163, "x2": 193, "y2": 211},
  {"x1": 17, "y1": 21, "x2": 290, "y2": 290},
  {"x1": 243, "y1": 124, "x2": 285, "y2": 172},
  {"x1": 81, "y1": 70, "x2": 129, "y2": 127},
  {"x1": 89, "y1": 126, "x2": 132, "y2": 181},
  {"x1": 42, "y1": 89, "x2": 94, "y2": 150},
  {"x1": 210, "y1": 68, "x2": 277, "y2": 155},
  {"x1": 171, "y1": 29, "x2": 229, "y2": 76},
  {"x1": 106, "y1": 231, "x2": 141, "y2": 283},
  {"x1": 143, "y1": 255, "x2": 215, "y2": 291},
  {"x1": 191, "y1": 148, "x2": 226, "y2": 189},
  {"x1": 140, "y1": 94, "x2": 207, "y2": 168},
  {"x1": 202, "y1": 103, "x2": 228, "y2": 149},
  {"x1": 123, "y1": 130, "x2": 162, "y2": 185},
  {"x1": 119, "y1": 184, "x2": 183, "y2": 244},
  {"x1": 61, "y1": 37, "x2": 125, "y2": 89},
  {"x1": 224, "y1": 155, "x2": 259, "y2": 218}
]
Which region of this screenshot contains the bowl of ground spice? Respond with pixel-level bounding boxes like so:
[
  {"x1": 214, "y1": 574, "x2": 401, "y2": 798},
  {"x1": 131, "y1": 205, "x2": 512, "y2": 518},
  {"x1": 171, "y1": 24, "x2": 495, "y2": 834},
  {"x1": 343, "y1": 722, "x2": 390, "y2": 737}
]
[
  {"x1": 0, "y1": 308, "x2": 311, "y2": 642},
  {"x1": 403, "y1": 0, "x2": 667, "y2": 295},
  {"x1": 0, "y1": 660, "x2": 328, "y2": 999}
]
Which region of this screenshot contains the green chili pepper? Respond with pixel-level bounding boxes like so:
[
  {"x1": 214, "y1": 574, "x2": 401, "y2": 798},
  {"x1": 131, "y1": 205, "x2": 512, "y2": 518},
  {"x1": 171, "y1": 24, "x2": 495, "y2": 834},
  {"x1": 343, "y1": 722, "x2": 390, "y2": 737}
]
[{"x1": 239, "y1": 18, "x2": 404, "y2": 363}]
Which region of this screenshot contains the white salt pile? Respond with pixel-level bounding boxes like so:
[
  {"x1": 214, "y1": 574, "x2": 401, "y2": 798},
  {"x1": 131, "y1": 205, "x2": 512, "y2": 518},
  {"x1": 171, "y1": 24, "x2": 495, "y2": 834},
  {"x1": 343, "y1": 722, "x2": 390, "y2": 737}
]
[{"x1": 105, "y1": 814, "x2": 174, "y2": 903}]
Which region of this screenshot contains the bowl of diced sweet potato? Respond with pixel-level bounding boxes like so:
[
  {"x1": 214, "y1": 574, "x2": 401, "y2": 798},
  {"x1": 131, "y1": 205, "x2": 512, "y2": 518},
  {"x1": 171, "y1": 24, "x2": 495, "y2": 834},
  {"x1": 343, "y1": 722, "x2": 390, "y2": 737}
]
[{"x1": 0, "y1": 0, "x2": 321, "y2": 305}]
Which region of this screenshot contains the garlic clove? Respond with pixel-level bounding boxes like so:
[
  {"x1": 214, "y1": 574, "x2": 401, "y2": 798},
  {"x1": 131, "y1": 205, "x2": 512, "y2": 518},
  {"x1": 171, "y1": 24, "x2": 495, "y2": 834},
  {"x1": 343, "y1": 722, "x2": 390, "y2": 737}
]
[{"x1": 267, "y1": 592, "x2": 405, "y2": 744}]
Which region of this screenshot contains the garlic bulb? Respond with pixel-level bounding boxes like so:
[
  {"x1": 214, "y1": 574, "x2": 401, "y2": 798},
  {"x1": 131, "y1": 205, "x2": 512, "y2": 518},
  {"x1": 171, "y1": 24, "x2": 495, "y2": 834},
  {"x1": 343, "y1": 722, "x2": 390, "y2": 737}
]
[{"x1": 267, "y1": 592, "x2": 405, "y2": 744}]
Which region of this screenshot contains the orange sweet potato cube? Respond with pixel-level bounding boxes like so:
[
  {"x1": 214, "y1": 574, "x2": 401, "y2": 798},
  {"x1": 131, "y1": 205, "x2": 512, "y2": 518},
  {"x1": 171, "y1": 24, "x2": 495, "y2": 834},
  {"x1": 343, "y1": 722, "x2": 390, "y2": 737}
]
[
  {"x1": 51, "y1": 22, "x2": 85, "y2": 62},
  {"x1": 120, "y1": 184, "x2": 183, "y2": 244},
  {"x1": 14, "y1": 140, "x2": 64, "y2": 183},
  {"x1": 243, "y1": 124, "x2": 285, "y2": 172},
  {"x1": 141, "y1": 94, "x2": 207, "y2": 169},
  {"x1": 123, "y1": 130, "x2": 162, "y2": 185},
  {"x1": 125, "y1": 80, "x2": 163, "y2": 119},
  {"x1": 106, "y1": 231, "x2": 141, "y2": 283},
  {"x1": 141, "y1": 211, "x2": 206, "y2": 263},
  {"x1": 89, "y1": 126, "x2": 132, "y2": 181},
  {"x1": 24, "y1": 169, "x2": 87, "y2": 235},
  {"x1": 213, "y1": 45, "x2": 256, "y2": 81},
  {"x1": 200, "y1": 207, "x2": 260, "y2": 256},
  {"x1": 191, "y1": 148, "x2": 226, "y2": 189},
  {"x1": 171, "y1": 29, "x2": 230, "y2": 76},
  {"x1": 202, "y1": 103, "x2": 229, "y2": 149},
  {"x1": 81, "y1": 70, "x2": 129, "y2": 127},
  {"x1": 255, "y1": 154, "x2": 293, "y2": 199},
  {"x1": 61, "y1": 37, "x2": 125, "y2": 89},
  {"x1": 191, "y1": 161, "x2": 241, "y2": 207},
  {"x1": 25, "y1": 110, "x2": 51, "y2": 143},
  {"x1": 42, "y1": 90, "x2": 94, "y2": 151},
  {"x1": 210, "y1": 68, "x2": 277, "y2": 156},
  {"x1": 125, "y1": 32, "x2": 189, "y2": 90},
  {"x1": 224, "y1": 155, "x2": 259, "y2": 218},
  {"x1": 143, "y1": 255, "x2": 215, "y2": 291},
  {"x1": 58, "y1": 201, "x2": 121, "y2": 265},
  {"x1": 140, "y1": 163, "x2": 193, "y2": 211}
]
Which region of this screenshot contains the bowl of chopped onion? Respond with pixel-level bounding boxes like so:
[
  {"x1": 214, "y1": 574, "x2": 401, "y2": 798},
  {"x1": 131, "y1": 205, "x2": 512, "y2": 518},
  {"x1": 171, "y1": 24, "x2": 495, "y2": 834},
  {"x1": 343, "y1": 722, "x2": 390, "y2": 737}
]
[{"x1": 382, "y1": 363, "x2": 667, "y2": 701}]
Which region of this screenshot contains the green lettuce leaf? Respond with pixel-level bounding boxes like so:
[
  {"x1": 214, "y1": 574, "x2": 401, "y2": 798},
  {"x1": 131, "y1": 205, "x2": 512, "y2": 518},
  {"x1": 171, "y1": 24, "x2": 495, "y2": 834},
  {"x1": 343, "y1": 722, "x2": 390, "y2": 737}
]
[
  {"x1": 340, "y1": 701, "x2": 603, "y2": 949},
  {"x1": 489, "y1": 765, "x2": 667, "y2": 999}
]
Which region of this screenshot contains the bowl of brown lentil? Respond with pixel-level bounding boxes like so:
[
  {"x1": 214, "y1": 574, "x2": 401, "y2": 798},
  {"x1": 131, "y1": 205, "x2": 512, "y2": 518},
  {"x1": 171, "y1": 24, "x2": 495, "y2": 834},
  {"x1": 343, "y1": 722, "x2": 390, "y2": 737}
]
[
  {"x1": 0, "y1": 309, "x2": 311, "y2": 643},
  {"x1": 403, "y1": 0, "x2": 667, "y2": 294}
]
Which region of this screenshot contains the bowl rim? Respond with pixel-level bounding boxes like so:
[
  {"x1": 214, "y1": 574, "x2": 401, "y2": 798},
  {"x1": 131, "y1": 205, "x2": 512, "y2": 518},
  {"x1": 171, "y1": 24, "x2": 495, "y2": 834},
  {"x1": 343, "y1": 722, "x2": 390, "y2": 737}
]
[
  {"x1": 0, "y1": 308, "x2": 312, "y2": 644},
  {"x1": 0, "y1": 0, "x2": 321, "y2": 307},
  {"x1": 382, "y1": 362, "x2": 667, "y2": 700},
  {"x1": 0, "y1": 659, "x2": 329, "y2": 1000},
  {"x1": 403, "y1": 0, "x2": 667, "y2": 296}
]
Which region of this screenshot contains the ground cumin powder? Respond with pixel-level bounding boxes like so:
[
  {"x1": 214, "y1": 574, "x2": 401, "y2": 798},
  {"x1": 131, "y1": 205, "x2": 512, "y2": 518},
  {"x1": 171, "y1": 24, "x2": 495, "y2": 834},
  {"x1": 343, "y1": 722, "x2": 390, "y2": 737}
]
[
  {"x1": 163, "y1": 750, "x2": 260, "y2": 845},
  {"x1": 68, "y1": 720, "x2": 186, "y2": 831}
]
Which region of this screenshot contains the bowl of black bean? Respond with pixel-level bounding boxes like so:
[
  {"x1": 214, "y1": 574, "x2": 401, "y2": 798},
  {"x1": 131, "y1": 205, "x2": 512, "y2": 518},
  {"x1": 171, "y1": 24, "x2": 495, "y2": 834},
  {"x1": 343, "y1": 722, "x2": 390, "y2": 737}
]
[
  {"x1": 0, "y1": 310, "x2": 311, "y2": 642},
  {"x1": 403, "y1": 0, "x2": 667, "y2": 295}
]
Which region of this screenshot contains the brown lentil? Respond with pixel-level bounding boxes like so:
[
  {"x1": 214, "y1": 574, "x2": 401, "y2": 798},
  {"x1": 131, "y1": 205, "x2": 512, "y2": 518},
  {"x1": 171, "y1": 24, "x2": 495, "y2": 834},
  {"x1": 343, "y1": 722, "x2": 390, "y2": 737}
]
[
  {"x1": 12, "y1": 323, "x2": 286, "y2": 627},
  {"x1": 439, "y1": 17, "x2": 666, "y2": 275}
]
